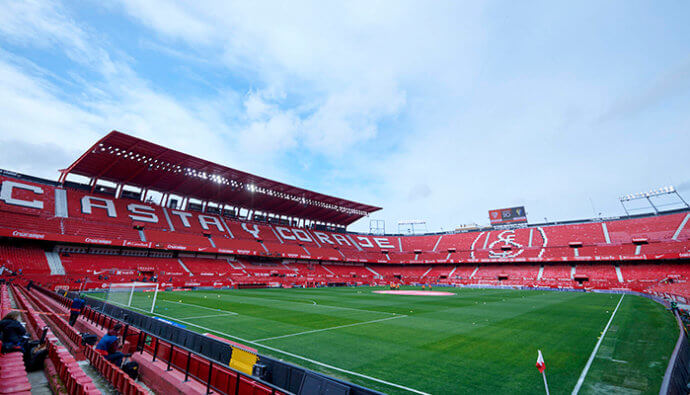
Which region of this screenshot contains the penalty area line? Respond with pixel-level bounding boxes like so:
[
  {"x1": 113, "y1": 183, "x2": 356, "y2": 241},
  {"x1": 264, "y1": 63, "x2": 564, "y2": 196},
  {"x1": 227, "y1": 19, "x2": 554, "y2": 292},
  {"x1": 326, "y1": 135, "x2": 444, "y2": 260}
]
[
  {"x1": 253, "y1": 314, "x2": 408, "y2": 342},
  {"x1": 156, "y1": 299, "x2": 238, "y2": 315},
  {"x1": 571, "y1": 294, "x2": 625, "y2": 395},
  {"x1": 224, "y1": 293, "x2": 400, "y2": 316},
  {"x1": 182, "y1": 313, "x2": 237, "y2": 320}
]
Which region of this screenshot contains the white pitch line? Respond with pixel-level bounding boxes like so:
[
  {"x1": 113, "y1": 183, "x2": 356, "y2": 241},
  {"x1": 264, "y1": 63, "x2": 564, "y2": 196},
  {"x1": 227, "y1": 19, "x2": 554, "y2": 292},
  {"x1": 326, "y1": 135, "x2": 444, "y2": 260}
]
[
  {"x1": 572, "y1": 294, "x2": 625, "y2": 395},
  {"x1": 106, "y1": 299, "x2": 426, "y2": 393},
  {"x1": 182, "y1": 313, "x2": 237, "y2": 320},
  {"x1": 308, "y1": 302, "x2": 401, "y2": 316},
  {"x1": 157, "y1": 299, "x2": 238, "y2": 315},
  {"x1": 224, "y1": 294, "x2": 400, "y2": 316},
  {"x1": 253, "y1": 315, "x2": 408, "y2": 342},
  {"x1": 110, "y1": 300, "x2": 428, "y2": 395}
]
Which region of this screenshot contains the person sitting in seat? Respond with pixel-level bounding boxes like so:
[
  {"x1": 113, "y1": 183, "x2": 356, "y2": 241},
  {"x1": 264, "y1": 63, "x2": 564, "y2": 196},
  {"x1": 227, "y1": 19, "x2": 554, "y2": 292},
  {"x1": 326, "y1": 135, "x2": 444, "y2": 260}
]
[
  {"x1": 0, "y1": 311, "x2": 27, "y2": 353},
  {"x1": 24, "y1": 341, "x2": 49, "y2": 372},
  {"x1": 95, "y1": 323, "x2": 130, "y2": 367}
]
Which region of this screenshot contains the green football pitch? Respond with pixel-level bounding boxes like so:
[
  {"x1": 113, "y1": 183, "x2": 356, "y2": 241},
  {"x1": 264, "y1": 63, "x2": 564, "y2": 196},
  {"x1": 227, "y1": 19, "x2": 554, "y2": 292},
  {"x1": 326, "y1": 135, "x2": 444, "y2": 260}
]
[{"x1": 92, "y1": 286, "x2": 677, "y2": 394}]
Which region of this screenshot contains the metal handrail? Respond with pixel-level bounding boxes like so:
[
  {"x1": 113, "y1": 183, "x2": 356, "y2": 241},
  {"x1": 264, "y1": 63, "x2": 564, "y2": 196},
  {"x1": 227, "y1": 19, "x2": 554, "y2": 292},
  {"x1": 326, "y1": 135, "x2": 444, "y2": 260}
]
[
  {"x1": 659, "y1": 310, "x2": 689, "y2": 394},
  {"x1": 82, "y1": 306, "x2": 285, "y2": 395}
]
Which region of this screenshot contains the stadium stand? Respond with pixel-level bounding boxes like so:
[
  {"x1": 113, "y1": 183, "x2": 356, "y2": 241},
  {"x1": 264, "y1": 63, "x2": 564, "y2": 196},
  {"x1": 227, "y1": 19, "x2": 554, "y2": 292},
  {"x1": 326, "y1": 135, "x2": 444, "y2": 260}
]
[
  {"x1": 27, "y1": 286, "x2": 285, "y2": 395},
  {"x1": 2, "y1": 131, "x2": 690, "y2": 395},
  {"x1": 541, "y1": 264, "x2": 573, "y2": 280},
  {"x1": 0, "y1": 243, "x2": 50, "y2": 274},
  {"x1": 542, "y1": 222, "x2": 607, "y2": 246},
  {"x1": 11, "y1": 285, "x2": 100, "y2": 394}
]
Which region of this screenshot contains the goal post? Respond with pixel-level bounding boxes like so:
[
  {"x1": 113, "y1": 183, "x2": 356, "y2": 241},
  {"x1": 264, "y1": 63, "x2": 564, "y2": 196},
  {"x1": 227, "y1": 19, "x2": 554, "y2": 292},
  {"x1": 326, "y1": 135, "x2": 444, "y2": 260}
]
[{"x1": 103, "y1": 282, "x2": 160, "y2": 313}]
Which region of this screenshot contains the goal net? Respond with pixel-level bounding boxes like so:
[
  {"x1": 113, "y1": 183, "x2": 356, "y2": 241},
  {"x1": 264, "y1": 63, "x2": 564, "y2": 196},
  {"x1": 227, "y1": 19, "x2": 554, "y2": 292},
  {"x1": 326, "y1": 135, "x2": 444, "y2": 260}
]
[{"x1": 103, "y1": 282, "x2": 159, "y2": 313}]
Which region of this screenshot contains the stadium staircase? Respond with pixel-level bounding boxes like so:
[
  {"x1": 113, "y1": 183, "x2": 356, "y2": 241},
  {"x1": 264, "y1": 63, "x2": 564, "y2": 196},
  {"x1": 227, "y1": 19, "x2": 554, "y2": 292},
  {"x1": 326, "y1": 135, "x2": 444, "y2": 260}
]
[
  {"x1": 615, "y1": 265, "x2": 624, "y2": 282},
  {"x1": 364, "y1": 266, "x2": 382, "y2": 278},
  {"x1": 176, "y1": 258, "x2": 194, "y2": 276},
  {"x1": 10, "y1": 285, "x2": 103, "y2": 394},
  {"x1": 44, "y1": 250, "x2": 65, "y2": 275},
  {"x1": 672, "y1": 213, "x2": 690, "y2": 240}
]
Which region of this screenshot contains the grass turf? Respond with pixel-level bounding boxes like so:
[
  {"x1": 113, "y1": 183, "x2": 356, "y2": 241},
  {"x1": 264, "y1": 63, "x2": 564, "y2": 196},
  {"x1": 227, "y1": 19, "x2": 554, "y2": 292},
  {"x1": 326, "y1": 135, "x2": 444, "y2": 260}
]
[{"x1": 94, "y1": 286, "x2": 677, "y2": 394}]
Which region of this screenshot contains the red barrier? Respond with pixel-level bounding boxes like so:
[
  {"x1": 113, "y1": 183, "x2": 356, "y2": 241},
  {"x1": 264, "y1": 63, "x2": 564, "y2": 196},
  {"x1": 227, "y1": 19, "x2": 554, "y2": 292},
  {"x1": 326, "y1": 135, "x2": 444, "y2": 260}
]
[{"x1": 83, "y1": 345, "x2": 147, "y2": 395}]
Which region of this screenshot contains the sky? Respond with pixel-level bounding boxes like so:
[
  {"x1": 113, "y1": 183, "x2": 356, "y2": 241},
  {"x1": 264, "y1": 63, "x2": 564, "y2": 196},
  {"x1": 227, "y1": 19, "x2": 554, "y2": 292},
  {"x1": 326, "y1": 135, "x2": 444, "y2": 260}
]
[{"x1": 0, "y1": 0, "x2": 689, "y2": 233}]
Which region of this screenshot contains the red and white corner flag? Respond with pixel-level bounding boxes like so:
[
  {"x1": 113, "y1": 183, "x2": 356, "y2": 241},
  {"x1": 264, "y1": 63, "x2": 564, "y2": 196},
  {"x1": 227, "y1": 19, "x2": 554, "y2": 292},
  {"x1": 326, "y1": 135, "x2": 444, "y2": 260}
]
[
  {"x1": 536, "y1": 349, "x2": 546, "y2": 373},
  {"x1": 536, "y1": 350, "x2": 549, "y2": 395}
]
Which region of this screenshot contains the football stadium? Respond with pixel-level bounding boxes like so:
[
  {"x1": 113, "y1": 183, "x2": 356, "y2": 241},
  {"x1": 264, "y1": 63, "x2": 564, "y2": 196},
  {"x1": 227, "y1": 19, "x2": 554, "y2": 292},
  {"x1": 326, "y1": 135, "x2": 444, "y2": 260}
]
[
  {"x1": 0, "y1": 131, "x2": 688, "y2": 395},
  {"x1": 1, "y1": 2, "x2": 690, "y2": 395}
]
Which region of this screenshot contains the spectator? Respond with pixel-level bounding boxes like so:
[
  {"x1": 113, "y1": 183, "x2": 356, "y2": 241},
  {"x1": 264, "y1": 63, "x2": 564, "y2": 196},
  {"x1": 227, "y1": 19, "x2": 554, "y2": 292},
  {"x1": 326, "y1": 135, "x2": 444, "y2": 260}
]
[
  {"x1": 95, "y1": 323, "x2": 130, "y2": 367},
  {"x1": 69, "y1": 296, "x2": 86, "y2": 326},
  {"x1": 24, "y1": 341, "x2": 48, "y2": 372},
  {"x1": 0, "y1": 311, "x2": 27, "y2": 353}
]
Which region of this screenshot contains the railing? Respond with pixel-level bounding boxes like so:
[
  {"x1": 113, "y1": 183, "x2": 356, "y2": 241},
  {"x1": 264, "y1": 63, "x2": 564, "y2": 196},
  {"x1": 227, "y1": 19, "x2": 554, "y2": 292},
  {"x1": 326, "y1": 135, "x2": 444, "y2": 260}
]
[
  {"x1": 35, "y1": 285, "x2": 285, "y2": 394},
  {"x1": 20, "y1": 285, "x2": 148, "y2": 394},
  {"x1": 80, "y1": 305, "x2": 281, "y2": 395},
  {"x1": 660, "y1": 310, "x2": 690, "y2": 395},
  {"x1": 72, "y1": 292, "x2": 382, "y2": 395}
]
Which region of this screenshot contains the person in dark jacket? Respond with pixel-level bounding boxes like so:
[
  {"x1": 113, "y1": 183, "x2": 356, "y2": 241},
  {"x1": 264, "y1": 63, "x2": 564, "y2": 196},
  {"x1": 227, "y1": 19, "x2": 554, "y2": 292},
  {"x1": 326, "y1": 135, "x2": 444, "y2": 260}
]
[
  {"x1": 69, "y1": 297, "x2": 86, "y2": 326},
  {"x1": 95, "y1": 323, "x2": 130, "y2": 367},
  {"x1": 0, "y1": 311, "x2": 27, "y2": 353}
]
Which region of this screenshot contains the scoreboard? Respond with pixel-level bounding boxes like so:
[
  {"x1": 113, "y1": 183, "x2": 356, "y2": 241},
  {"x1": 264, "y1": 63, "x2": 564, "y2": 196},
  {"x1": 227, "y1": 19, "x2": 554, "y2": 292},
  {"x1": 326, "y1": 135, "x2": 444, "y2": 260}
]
[{"x1": 488, "y1": 206, "x2": 527, "y2": 225}]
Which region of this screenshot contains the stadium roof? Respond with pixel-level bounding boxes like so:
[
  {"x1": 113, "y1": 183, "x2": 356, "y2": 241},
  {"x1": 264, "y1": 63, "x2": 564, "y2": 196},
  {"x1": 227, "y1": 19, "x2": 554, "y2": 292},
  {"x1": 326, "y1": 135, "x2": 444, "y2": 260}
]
[{"x1": 61, "y1": 131, "x2": 381, "y2": 225}]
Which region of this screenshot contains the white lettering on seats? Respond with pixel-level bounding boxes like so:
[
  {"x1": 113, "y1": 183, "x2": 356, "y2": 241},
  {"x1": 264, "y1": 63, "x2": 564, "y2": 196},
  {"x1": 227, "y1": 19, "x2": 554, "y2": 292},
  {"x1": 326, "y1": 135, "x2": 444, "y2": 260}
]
[
  {"x1": 275, "y1": 227, "x2": 296, "y2": 240},
  {"x1": 241, "y1": 223, "x2": 261, "y2": 239},
  {"x1": 171, "y1": 210, "x2": 193, "y2": 227},
  {"x1": 0, "y1": 181, "x2": 44, "y2": 209},
  {"x1": 313, "y1": 231, "x2": 334, "y2": 244},
  {"x1": 373, "y1": 237, "x2": 395, "y2": 249},
  {"x1": 199, "y1": 215, "x2": 225, "y2": 232},
  {"x1": 356, "y1": 236, "x2": 374, "y2": 248},
  {"x1": 81, "y1": 196, "x2": 117, "y2": 217},
  {"x1": 332, "y1": 234, "x2": 351, "y2": 246},
  {"x1": 292, "y1": 229, "x2": 313, "y2": 242},
  {"x1": 127, "y1": 204, "x2": 159, "y2": 223},
  {"x1": 12, "y1": 230, "x2": 45, "y2": 239}
]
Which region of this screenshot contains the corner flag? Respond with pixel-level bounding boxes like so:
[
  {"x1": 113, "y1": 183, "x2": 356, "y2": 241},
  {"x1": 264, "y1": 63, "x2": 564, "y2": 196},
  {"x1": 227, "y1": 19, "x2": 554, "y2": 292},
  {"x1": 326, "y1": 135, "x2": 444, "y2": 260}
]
[
  {"x1": 536, "y1": 350, "x2": 546, "y2": 373},
  {"x1": 536, "y1": 350, "x2": 549, "y2": 394}
]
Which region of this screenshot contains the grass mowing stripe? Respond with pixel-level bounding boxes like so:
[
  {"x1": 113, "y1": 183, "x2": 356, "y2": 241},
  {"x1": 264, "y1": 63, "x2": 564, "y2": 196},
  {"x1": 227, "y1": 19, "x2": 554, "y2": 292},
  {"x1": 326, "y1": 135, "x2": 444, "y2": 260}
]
[
  {"x1": 166, "y1": 316, "x2": 432, "y2": 395},
  {"x1": 106, "y1": 298, "x2": 429, "y2": 395},
  {"x1": 571, "y1": 294, "x2": 625, "y2": 395},
  {"x1": 253, "y1": 314, "x2": 408, "y2": 342},
  {"x1": 307, "y1": 301, "x2": 403, "y2": 316},
  {"x1": 97, "y1": 287, "x2": 675, "y2": 394},
  {"x1": 196, "y1": 292, "x2": 401, "y2": 316},
  {"x1": 182, "y1": 313, "x2": 237, "y2": 319},
  {"x1": 157, "y1": 298, "x2": 239, "y2": 315}
]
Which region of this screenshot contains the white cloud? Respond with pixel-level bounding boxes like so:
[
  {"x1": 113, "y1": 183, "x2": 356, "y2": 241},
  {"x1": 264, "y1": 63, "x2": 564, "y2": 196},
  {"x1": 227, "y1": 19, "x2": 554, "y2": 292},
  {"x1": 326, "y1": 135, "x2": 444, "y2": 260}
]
[
  {"x1": 0, "y1": 57, "x2": 102, "y2": 161},
  {"x1": 301, "y1": 86, "x2": 406, "y2": 155},
  {"x1": 0, "y1": 0, "x2": 117, "y2": 74},
  {"x1": 117, "y1": 0, "x2": 214, "y2": 44},
  {"x1": 110, "y1": 1, "x2": 482, "y2": 157},
  {"x1": 2, "y1": 0, "x2": 689, "y2": 234}
]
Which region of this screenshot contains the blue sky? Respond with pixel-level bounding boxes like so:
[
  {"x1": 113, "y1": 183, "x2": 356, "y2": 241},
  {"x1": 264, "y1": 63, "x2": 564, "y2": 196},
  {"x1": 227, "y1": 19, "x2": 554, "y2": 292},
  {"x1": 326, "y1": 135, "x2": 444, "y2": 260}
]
[{"x1": 0, "y1": 0, "x2": 689, "y2": 232}]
